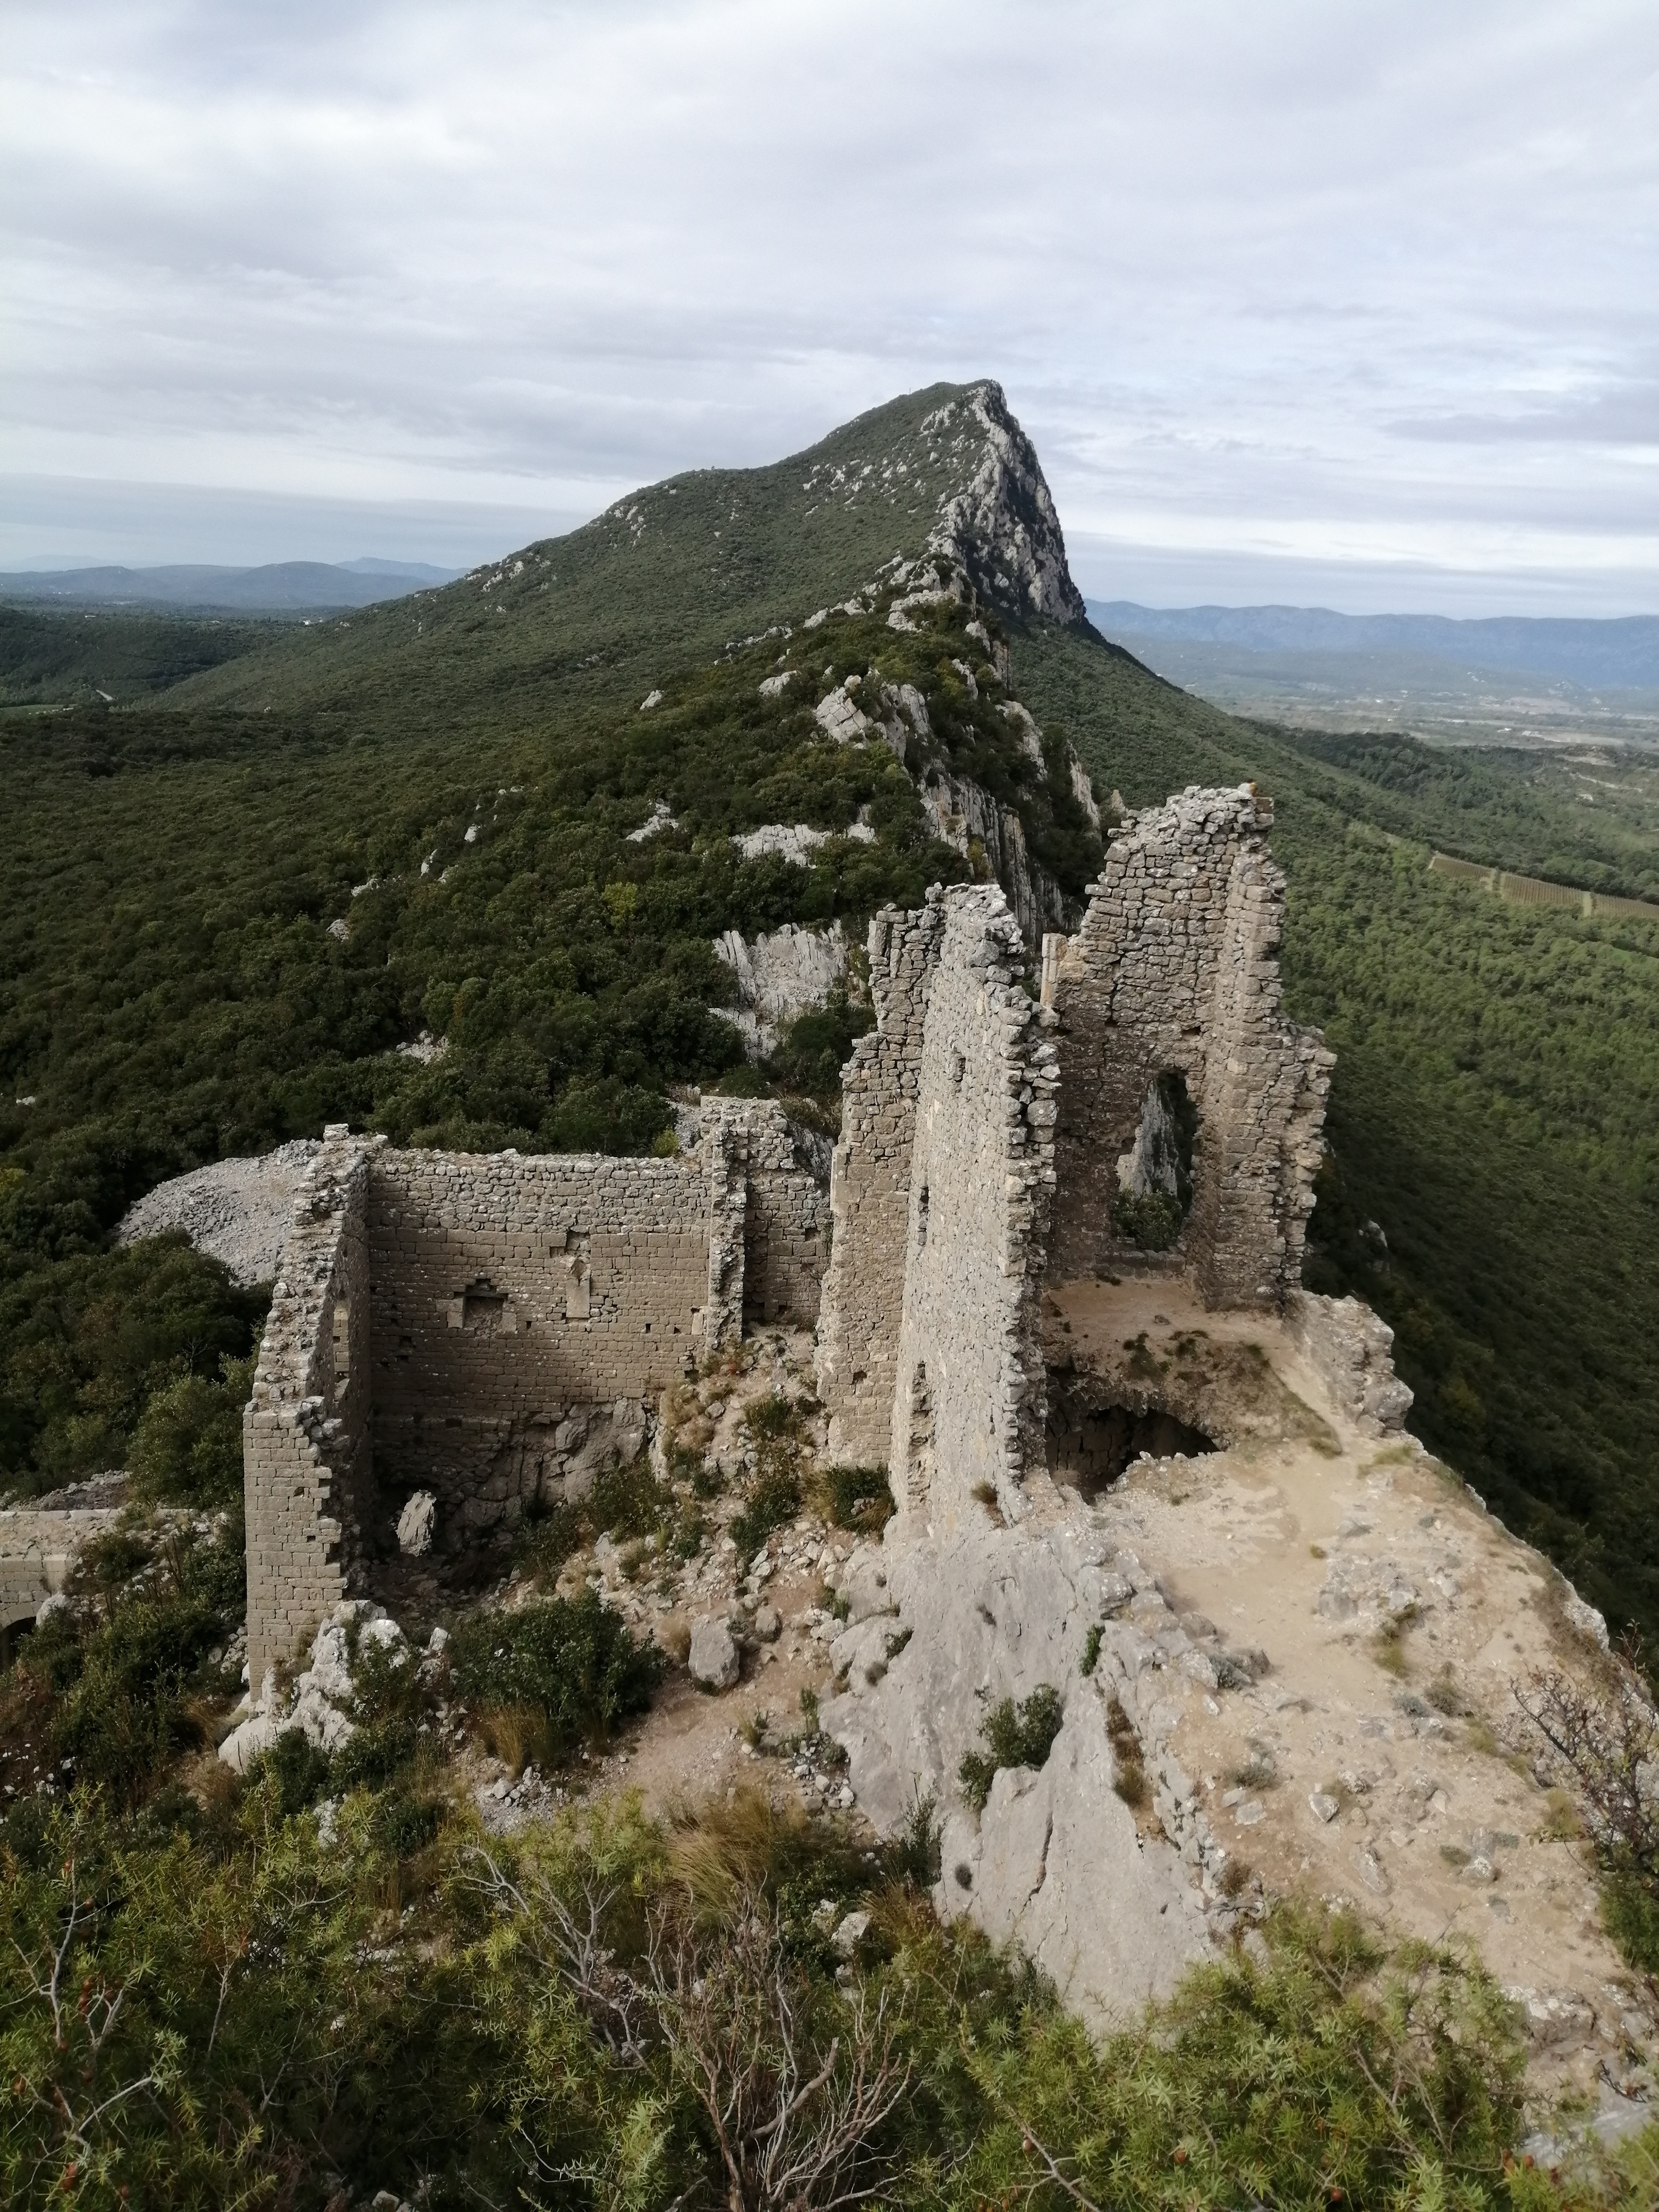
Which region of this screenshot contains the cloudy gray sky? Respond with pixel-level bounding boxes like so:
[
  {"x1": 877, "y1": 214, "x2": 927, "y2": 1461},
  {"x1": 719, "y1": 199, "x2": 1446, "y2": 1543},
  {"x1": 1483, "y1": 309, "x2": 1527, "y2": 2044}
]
[{"x1": 4, "y1": 1, "x2": 1656, "y2": 612}]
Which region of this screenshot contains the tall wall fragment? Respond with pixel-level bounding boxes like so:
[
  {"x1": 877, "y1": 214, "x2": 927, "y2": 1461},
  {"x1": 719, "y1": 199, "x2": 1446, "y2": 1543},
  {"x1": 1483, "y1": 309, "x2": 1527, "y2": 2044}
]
[
  {"x1": 244, "y1": 1128, "x2": 375, "y2": 1685},
  {"x1": 815, "y1": 896, "x2": 948, "y2": 1464},
  {"x1": 884, "y1": 888, "x2": 1057, "y2": 1531},
  {"x1": 816, "y1": 885, "x2": 1058, "y2": 1528},
  {"x1": 1046, "y1": 786, "x2": 1331, "y2": 1308}
]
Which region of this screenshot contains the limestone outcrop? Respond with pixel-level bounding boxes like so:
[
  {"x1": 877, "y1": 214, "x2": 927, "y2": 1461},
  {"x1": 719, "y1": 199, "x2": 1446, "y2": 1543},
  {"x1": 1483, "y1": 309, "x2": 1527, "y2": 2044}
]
[
  {"x1": 712, "y1": 920, "x2": 849, "y2": 1057},
  {"x1": 118, "y1": 1138, "x2": 321, "y2": 1285},
  {"x1": 822, "y1": 1519, "x2": 1212, "y2": 2020},
  {"x1": 923, "y1": 382, "x2": 1089, "y2": 628}
]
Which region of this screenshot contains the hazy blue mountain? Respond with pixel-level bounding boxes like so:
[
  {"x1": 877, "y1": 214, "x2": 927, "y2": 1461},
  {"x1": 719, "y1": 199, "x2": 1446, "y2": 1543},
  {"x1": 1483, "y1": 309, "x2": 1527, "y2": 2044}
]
[
  {"x1": 1088, "y1": 601, "x2": 1659, "y2": 690},
  {"x1": 0, "y1": 559, "x2": 460, "y2": 614}
]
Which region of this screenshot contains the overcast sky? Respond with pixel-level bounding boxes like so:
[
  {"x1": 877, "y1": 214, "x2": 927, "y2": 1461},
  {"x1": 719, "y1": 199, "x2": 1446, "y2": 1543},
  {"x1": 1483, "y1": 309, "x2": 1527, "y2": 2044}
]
[{"x1": 4, "y1": 1, "x2": 1656, "y2": 613}]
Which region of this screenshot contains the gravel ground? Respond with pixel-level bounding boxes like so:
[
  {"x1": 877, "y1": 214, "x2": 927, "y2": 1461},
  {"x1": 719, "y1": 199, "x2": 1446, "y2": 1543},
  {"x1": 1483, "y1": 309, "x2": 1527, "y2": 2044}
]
[{"x1": 117, "y1": 1140, "x2": 320, "y2": 1285}]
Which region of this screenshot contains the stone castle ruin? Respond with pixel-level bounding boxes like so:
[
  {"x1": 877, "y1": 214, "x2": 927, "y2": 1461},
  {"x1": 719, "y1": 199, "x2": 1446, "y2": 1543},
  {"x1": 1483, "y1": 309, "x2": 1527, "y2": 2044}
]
[
  {"x1": 241, "y1": 782, "x2": 1359, "y2": 1683},
  {"x1": 244, "y1": 1101, "x2": 824, "y2": 1680},
  {"x1": 814, "y1": 783, "x2": 1334, "y2": 1535}
]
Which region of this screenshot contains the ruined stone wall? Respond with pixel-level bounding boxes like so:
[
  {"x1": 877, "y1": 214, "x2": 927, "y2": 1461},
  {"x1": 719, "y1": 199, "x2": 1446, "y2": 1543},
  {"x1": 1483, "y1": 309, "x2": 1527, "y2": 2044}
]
[
  {"x1": 1046, "y1": 786, "x2": 1330, "y2": 1308},
  {"x1": 244, "y1": 1104, "x2": 826, "y2": 1664},
  {"x1": 708, "y1": 1101, "x2": 828, "y2": 1329},
  {"x1": 886, "y1": 887, "x2": 1057, "y2": 1532},
  {"x1": 244, "y1": 1128, "x2": 375, "y2": 1685},
  {"x1": 368, "y1": 1147, "x2": 716, "y2": 1539},
  {"x1": 815, "y1": 896, "x2": 948, "y2": 1463},
  {"x1": 365, "y1": 1101, "x2": 824, "y2": 1542}
]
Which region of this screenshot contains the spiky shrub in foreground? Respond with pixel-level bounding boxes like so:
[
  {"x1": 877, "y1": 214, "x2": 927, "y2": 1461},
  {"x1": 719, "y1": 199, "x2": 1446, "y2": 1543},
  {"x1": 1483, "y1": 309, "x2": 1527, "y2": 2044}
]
[
  {"x1": 4, "y1": 1788, "x2": 1655, "y2": 2211},
  {"x1": 945, "y1": 1904, "x2": 1624, "y2": 2212}
]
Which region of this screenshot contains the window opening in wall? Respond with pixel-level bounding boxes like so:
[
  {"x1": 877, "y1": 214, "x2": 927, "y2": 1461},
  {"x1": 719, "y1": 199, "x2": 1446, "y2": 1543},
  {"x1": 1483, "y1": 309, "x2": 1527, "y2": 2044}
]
[
  {"x1": 459, "y1": 1279, "x2": 509, "y2": 1335},
  {"x1": 1111, "y1": 1070, "x2": 1197, "y2": 1251},
  {"x1": 560, "y1": 1230, "x2": 591, "y2": 1320},
  {"x1": 330, "y1": 1300, "x2": 350, "y2": 1407},
  {"x1": 1045, "y1": 1377, "x2": 1216, "y2": 1499},
  {"x1": 916, "y1": 1185, "x2": 929, "y2": 1253},
  {"x1": 906, "y1": 1360, "x2": 934, "y2": 1507}
]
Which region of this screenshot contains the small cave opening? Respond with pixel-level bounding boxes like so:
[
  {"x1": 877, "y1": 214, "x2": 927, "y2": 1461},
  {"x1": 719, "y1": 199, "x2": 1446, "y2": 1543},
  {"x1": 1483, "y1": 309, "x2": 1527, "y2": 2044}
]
[{"x1": 1046, "y1": 1383, "x2": 1217, "y2": 1498}]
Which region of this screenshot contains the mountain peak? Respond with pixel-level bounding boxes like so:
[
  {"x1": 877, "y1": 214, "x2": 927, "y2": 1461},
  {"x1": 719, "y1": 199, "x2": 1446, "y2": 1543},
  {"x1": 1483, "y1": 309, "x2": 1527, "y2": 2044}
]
[{"x1": 923, "y1": 380, "x2": 1087, "y2": 628}]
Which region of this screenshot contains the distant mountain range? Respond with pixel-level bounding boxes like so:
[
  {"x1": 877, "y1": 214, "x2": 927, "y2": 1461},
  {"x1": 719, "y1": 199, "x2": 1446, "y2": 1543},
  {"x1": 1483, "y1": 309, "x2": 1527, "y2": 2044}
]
[
  {"x1": 1088, "y1": 601, "x2": 1659, "y2": 691},
  {"x1": 0, "y1": 558, "x2": 460, "y2": 614}
]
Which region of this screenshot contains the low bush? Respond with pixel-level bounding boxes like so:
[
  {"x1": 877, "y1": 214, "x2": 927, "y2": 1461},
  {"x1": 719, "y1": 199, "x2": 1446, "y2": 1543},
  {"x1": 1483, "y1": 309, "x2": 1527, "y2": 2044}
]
[
  {"x1": 731, "y1": 1466, "x2": 801, "y2": 1561},
  {"x1": 959, "y1": 1684, "x2": 1065, "y2": 1811},
  {"x1": 0, "y1": 1513, "x2": 245, "y2": 1809},
  {"x1": 448, "y1": 1589, "x2": 663, "y2": 1766},
  {"x1": 1110, "y1": 1185, "x2": 1184, "y2": 1251},
  {"x1": 824, "y1": 1463, "x2": 894, "y2": 1535}
]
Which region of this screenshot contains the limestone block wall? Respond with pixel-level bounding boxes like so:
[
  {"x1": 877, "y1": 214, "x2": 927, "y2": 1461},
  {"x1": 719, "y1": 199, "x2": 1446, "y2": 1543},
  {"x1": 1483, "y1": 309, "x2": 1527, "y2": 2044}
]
[
  {"x1": 244, "y1": 1105, "x2": 828, "y2": 1661},
  {"x1": 368, "y1": 1147, "x2": 716, "y2": 1535},
  {"x1": 706, "y1": 1100, "x2": 828, "y2": 1329},
  {"x1": 0, "y1": 1507, "x2": 123, "y2": 1651},
  {"x1": 815, "y1": 896, "x2": 948, "y2": 1463},
  {"x1": 886, "y1": 887, "x2": 1057, "y2": 1532},
  {"x1": 1046, "y1": 786, "x2": 1331, "y2": 1308},
  {"x1": 244, "y1": 1128, "x2": 376, "y2": 1685}
]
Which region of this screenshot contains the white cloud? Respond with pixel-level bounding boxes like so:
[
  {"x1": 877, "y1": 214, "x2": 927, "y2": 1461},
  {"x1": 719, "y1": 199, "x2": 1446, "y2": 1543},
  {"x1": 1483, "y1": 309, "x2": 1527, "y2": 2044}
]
[{"x1": 2, "y1": 0, "x2": 1655, "y2": 609}]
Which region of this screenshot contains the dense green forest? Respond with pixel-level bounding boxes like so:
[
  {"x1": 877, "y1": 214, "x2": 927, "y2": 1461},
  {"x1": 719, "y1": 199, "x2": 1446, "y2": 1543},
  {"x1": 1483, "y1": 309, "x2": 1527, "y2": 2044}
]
[
  {"x1": 3, "y1": 386, "x2": 1657, "y2": 1654},
  {"x1": 0, "y1": 605, "x2": 272, "y2": 707},
  {"x1": 3, "y1": 382, "x2": 1657, "y2": 1664}
]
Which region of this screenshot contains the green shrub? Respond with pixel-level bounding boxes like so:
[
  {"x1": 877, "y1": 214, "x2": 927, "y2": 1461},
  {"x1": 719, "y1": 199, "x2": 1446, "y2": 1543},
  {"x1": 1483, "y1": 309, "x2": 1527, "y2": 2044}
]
[
  {"x1": 1, "y1": 1515, "x2": 246, "y2": 1809},
  {"x1": 1111, "y1": 1185, "x2": 1184, "y2": 1251},
  {"x1": 959, "y1": 1684, "x2": 1065, "y2": 1811},
  {"x1": 731, "y1": 1467, "x2": 801, "y2": 1561},
  {"x1": 373, "y1": 1792, "x2": 441, "y2": 1860},
  {"x1": 128, "y1": 1354, "x2": 253, "y2": 1505},
  {"x1": 589, "y1": 1451, "x2": 671, "y2": 1540},
  {"x1": 743, "y1": 1393, "x2": 799, "y2": 1440},
  {"x1": 825, "y1": 1463, "x2": 893, "y2": 1534},
  {"x1": 448, "y1": 1589, "x2": 663, "y2": 1763},
  {"x1": 952, "y1": 1904, "x2": 1558, "y2": 2212},
  {"x1": 768, "y1": 998, "x2": 872, "y2": 1100},
  {"x1": 249, "y1": 1727, "x2": 333, "y2": 1815}
]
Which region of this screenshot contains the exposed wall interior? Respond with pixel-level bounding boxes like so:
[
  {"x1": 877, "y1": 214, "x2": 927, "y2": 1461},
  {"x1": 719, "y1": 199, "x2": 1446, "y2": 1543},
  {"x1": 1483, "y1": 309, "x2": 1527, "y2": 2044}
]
[
  {"x1": 1044, "y1": 785, "x2": 1331, "y2": 1307},
  {"x1": 244, "y1": 1102, "x2": 825, "y2": 1681}
]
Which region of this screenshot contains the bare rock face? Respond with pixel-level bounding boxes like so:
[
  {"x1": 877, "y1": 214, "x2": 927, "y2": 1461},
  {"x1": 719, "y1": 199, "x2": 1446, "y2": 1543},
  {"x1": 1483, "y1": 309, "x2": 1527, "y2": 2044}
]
[
  {"x1": 396, "y1": 1490, "x2": 438, "y2": 1557},
  {"x1": 689, "y1": 1614, "x2": 740, "y2": 1691},
  {"x1": 219, "y1": 1598, "x2": 408, "y2": 1771},
  {"x1": 926, "y1": 382, "x2": 1088, "y2": 629},
  {"x1": 117, "y1": 1139, "x2": 321, "y2": 1286},
  {"x1": 824, "y1": 1521, "x2": 1211, "y2": 2023},
  {"x1": 711, "y1": 921, "x2": 849, "y2": 1058}
]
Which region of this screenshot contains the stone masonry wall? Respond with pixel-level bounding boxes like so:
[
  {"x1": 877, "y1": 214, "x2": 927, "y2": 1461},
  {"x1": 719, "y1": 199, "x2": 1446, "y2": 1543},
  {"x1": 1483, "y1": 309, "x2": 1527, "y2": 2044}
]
[
  {"x1": 245, "y1": 1105, "x2": 826, "y2": 1668},
  {"x1": 1046, "y1": 786, "x2": 1331, "y2": 1308},
  {"x1": 815, "y1": 896, "x2": 948, "y2": 1463},
  {"x1": 709, "y1": 1101, "x2": 828, "y2": 1329},
  {"x1": 886, "y1": 886, "x2": 1057, "y2": 1532},
  {"x1": 244, "y1": 1128, "x2": 375, "y2": 1686},
  {"x1": 369, "y1": 1146, "x2": 717, "y2": 1540}
]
